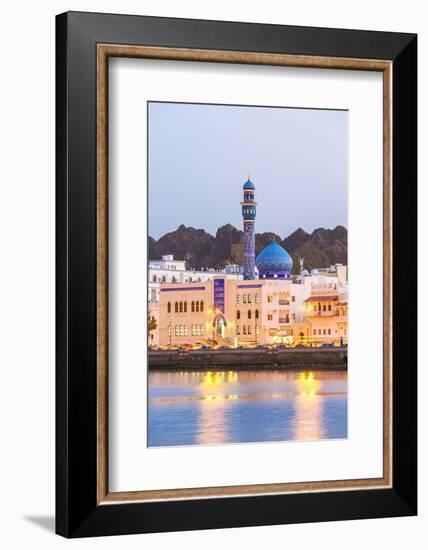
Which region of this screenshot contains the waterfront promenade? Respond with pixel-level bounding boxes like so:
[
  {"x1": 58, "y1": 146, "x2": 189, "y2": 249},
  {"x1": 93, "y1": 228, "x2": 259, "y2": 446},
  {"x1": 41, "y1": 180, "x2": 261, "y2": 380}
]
[{"x1": 148, "y1": 347, "x2": 347, "y2": 370}]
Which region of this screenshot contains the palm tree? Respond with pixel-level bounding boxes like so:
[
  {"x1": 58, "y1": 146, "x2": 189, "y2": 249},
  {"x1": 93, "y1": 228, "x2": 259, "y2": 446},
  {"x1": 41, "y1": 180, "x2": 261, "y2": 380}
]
[{"x1": 148, "y1": 311, "x2": 158, "y2": 341}]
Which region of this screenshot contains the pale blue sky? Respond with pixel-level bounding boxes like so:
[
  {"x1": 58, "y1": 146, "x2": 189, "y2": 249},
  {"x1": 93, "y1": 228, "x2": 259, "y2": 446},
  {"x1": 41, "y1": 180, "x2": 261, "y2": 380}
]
[{"x1": 148, "y1": 102, "x2": 348, "y2": 240}]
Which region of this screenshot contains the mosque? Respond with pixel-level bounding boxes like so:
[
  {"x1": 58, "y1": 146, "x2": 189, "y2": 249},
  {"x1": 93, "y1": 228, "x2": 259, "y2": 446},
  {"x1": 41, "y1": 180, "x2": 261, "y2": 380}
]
[{"x1": 150, "y1": 178, "x2": 348, "y2": 348}]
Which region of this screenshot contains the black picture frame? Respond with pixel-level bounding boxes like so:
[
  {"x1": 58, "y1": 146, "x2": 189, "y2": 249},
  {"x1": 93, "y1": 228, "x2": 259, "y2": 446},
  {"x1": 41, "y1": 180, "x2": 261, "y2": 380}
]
[{"x1": 56, "y1": 11, "x2": 417, "y2": 538}]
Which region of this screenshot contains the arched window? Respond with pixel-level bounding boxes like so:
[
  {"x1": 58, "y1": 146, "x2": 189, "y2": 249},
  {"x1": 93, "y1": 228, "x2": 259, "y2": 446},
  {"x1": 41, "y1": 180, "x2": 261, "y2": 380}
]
[
  {"x1": 191, "y1": 301, "x2": 195, "y2": 312},
  {"x1": 175, "y1": 302, "x2": 178, "y2": 313},
  {"x1": 167, "y1": 302, "x2": 171, "y2": 313},
  {"x1": 248, "y1": 310, "x2": 252, "y2": 319},
  {"x1": 161, "y1": 275, "x2": 166, "y2": 283},
  {"x1": 255, "y1": 309, "x2": 259, "y2": 319},
  {"x1": 179, "y1": 301, "x2": 183, "y2": 313},
  {"x1": 171, "y1": 276, "x2": 176, "y2": 283},
  {"x1": 196, "y1": 301, "x2": 200, "y2": 312},
  {"x1": 184, "y1": 302, "x2": 187, "y2": 313},
  {"x1": 200, "y1": 301, "x2": 204, "y2": 312},
  {"x1": 152, "y1": 275, "x2": 157, "y2": 282},
  {"x1": 318, "y1": 302, "x2": 321, "y2": 312},
  {"x1": 237, "y1": 310, "x2": 241, "y2": 320}
]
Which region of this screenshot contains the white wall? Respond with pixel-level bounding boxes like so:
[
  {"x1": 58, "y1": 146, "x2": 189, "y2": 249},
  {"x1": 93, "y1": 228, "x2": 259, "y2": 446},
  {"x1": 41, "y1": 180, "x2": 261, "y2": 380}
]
[{"x1": 0, "y1": 0, "x2": 425, "y2": 547}]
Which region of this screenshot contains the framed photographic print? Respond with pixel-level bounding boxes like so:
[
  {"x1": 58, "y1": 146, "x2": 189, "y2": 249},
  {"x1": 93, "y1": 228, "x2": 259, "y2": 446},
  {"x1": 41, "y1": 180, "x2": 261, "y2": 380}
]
[{"x1": 56, "y1": 11, "x2": 417, "y2": 537}]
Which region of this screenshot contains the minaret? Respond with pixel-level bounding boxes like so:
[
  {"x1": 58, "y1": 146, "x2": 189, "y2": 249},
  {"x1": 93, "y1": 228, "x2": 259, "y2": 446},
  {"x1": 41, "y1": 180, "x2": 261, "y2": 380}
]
[{"x1": 241, "y1": 177, "x2": 257, "y2": 280}]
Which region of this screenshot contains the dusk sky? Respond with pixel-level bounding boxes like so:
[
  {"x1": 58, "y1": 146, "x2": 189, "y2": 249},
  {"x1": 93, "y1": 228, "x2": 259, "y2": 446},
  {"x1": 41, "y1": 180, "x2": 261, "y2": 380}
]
[{"x1": 148, "y1": 102, "x2": 348, "y2": 240}]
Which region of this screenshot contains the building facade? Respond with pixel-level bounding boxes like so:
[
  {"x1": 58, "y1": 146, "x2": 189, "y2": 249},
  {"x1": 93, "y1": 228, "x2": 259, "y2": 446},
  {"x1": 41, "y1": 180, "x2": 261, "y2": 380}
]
[
  {"x1": 149, "y1": 177, "x2": 348, "y2": 348},
  {"x1": 155, "y1": 269, "x2": 347, "y2": 348}
]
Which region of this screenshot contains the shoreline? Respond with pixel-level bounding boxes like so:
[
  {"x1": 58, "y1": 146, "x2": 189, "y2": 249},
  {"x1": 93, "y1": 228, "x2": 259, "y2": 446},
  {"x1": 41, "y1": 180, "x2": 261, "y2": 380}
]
[{"x1": 148, "y1": 347, "x2": 347, "y2": 371}]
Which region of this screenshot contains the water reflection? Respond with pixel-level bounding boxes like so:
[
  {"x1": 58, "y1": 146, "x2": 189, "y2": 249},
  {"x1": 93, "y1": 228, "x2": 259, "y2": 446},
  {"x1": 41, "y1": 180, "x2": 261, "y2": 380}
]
[
  {"x1": 148, "y1": 370, "x2": 347, "y2": 447},
  {"x1": 293, "y1": 372, "x2": 324, "y2": 440}
]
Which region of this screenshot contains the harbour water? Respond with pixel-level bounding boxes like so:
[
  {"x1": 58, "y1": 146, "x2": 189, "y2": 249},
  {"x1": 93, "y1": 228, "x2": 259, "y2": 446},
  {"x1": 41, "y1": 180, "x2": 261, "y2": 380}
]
[{"x1": 148, "y1": 369, "x2": 347, "y2": 447}]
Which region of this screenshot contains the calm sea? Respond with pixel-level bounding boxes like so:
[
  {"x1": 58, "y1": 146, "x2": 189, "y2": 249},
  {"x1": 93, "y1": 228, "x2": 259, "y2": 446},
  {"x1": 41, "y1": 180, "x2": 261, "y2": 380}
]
[{"x1": 148, "y1": 369, "x2": 347, "y2": 447}]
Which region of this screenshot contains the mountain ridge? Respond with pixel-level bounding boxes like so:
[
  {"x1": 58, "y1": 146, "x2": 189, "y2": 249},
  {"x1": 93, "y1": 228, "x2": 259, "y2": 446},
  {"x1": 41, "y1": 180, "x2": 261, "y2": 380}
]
[{"x1": 149, "y1": 224, "x2": 347, "y2": 272}]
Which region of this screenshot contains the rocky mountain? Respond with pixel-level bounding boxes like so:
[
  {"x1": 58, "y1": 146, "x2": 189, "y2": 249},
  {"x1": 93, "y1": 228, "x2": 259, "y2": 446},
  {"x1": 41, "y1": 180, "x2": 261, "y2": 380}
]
[{"x1": 149, "y1": 224, "x2": 347, "y2": 272}]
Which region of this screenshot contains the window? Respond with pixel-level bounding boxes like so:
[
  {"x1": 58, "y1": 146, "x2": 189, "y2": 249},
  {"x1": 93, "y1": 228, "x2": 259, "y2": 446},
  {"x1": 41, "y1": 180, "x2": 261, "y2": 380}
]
[
  {"x1": 243, "y1": 294, "x2": 247, "y2": 303},
  {"x1": 191, "y1": 325, "x2": 196, "y2": 336},
  {"x1": 168, "y1": 325, "x2": 171, "y2": 337},
  {"x1": 243, "y1": 326, "x2": 247, "y2": 335},
  {"x1": 191, "y1": 301, "x2": 195, "y2": 312},
  {"x1": 237, "y1": 325, "x2": 241, "y2": 335},
  {"x1": 184, "y1": 302, "x2": 187, "y2": 313},
  {"x1": 268, "y1": 314, "x2": 273, "y2": 321},
  {"x1": 152, "y1": 275, "x2": 157, "y2": 282},
  {"x1": 195, "y1": 301, "x2": 200, "y2": 312},
  {"x1": 328, "y1": 328, "x2": 331, "y2": 335},
  {"x1": 167, "y1": 302, "x2": 171, "y2": 313},
  {"x1": 323, "y1": 304, "x2": 326, "y2": 312},
  {"x1": 175, "y1": 325, "x2": 179, "y2": 336},
  {"x1": 256, "y1": 325, "x2": 260, "y2": 335},
  {"x1": 248, "y1": 325, "x2": 252, "y2": 335},
  {"x1": 171, "y1": 276, "x2": 176, "y2": 283},
  {"x1": 175, "y1": 302, "x2": 178, "y2": 313},
  {"x1": 292, "y1": 313, "x2": 295, "y2": 321},
  {"x1": 237, "y1": 310, "x2": 241, "y2": 320},
  {"x1": 248, "y1": 310, "x2": 252, "y2": 319},
  {"x1": 267, "y1": 295, "x2": 273, "y2": 303},
  {"x1": 313, "y1": 329, "x2": 317, "y2": 336},
  {"x1": 323, "y1": 329, "x2": 326, "y2": 335},
  {"x1": 200, "y1": 301, "x2": 204, "y2": 312},
  {"x1": 180, "y1": 325, "x2": 184, "y2": 336},
  {"x1": 179, "y1": 301, "x2": 183, "y2": 313},
  {"x1": 236, "y1": 295, "x2": 241, "y2": 304},
  {"x1": 318, "y1": 302, "x2": 321, "y2": 311},
  {"x1": 328, "y1": 304, "x2": 332, "y2": 311},
  {"x1": 184, "y1": 325, "x2": 188, "y2": 336},
  {"x1": 291, "y1": 296, "x2": 295, "y2": 302},
  {"x1": 161, "y1": 275, "x2": 166, "y2": 283},
  {"x1": 201, "y1": 324, "x2": 205, "y2": 336},
  {"x1": 248, "y1": 294, "x2": 252, "y2": 303},
  {"x1": 255, "y1": 309, "x2": 259, "y2": 319},
  {"x1": 255, "y1": 293, "x2": 259, "y2": 303}
]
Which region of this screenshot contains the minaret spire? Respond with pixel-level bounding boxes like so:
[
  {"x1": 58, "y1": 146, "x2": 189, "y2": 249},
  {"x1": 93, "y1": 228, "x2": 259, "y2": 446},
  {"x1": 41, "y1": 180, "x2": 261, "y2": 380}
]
[{"x1": 241, "y1": 177, "x2": 257, "y2": 280}]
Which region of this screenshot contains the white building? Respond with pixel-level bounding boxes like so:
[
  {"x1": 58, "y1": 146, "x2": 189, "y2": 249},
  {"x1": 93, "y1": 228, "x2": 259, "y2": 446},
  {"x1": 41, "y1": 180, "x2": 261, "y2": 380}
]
[{"x1": 148, "y1": 255, "x2": 243, "y2": 304}]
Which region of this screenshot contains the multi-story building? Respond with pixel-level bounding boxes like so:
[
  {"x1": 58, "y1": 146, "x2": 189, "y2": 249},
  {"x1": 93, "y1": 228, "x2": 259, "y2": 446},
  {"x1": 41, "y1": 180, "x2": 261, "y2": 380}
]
[
  {"x1": 148, "y1": 255, "x2": 243, "y2": 304},
  {"x1": 155, "y1": 271, "x2": 347, "y2": 348}
]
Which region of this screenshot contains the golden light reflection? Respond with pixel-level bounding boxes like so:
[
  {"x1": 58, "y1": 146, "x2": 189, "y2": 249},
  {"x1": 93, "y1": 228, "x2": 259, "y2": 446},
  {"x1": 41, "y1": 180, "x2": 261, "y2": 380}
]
[
  {"x1": 200, "y1": 370, "x2": 239, "y2": 385},
  {"x1": 197, "y1": 388, "x2": 228, "y2": 445},
  {"x1": 293, "y1": 371, "x2": 324, "y2": 440},
  {"x1": 296, "y1": 371, "x2": 319, "y2": 396},
  {"x1": 227, "y1": 371, "x2": 239, "y2": 383},
  {"x1": 196, "y1": 370, "x2": 239, "y2": 444},
  {"x1": 202, "y1": 371, "x2": 225, "y2": 385}
]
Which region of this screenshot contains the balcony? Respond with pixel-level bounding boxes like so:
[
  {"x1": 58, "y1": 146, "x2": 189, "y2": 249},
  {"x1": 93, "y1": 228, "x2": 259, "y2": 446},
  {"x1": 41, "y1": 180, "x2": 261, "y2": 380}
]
[{"x1": 278, "y1": 299, "x2": 290, "y2": 306}]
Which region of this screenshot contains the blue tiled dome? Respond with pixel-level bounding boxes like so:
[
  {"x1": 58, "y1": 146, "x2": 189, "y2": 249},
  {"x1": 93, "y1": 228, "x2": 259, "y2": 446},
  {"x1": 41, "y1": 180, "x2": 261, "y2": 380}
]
[
  {"x1": 256, "y1": 242, "x2": 293, "y2": 279},
  {"x1": 243, "y1": 178, "x2": 255, "y2": 190}
]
